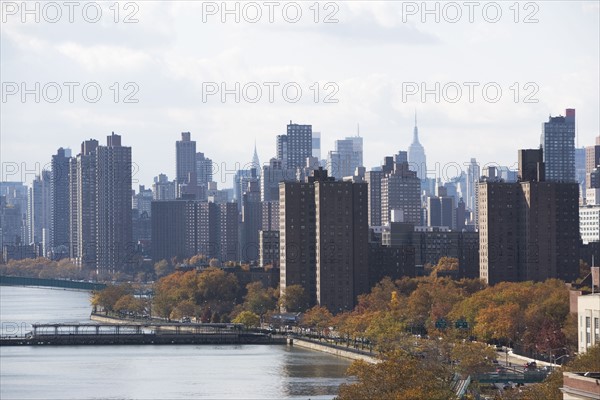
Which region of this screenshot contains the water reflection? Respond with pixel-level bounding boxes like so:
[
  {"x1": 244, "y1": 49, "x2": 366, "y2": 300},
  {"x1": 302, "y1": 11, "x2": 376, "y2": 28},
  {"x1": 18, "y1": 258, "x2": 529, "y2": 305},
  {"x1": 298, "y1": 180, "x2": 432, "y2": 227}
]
[{"x1": 0, "y1": 287, "x2": 352, "y2": 400}]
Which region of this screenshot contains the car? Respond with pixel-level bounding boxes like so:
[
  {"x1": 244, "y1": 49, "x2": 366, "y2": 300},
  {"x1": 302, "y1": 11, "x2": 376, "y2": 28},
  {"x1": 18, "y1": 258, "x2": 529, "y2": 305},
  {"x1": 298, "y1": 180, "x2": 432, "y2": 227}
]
[
  {"x1": 180, "y1": 316, "x2": 191, "y2": 323},
  {"x1": 524, "y1": 361, "x2": 537, "y2": 370}
]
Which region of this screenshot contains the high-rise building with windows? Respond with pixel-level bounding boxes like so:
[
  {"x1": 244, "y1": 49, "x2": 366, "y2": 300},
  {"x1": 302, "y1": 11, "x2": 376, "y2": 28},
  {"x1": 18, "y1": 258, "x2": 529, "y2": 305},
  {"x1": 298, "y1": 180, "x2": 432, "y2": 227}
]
[
  {"x1": 28, "y1": 172, "x2": 51, "y2": 248},
  {"x1": 50, "y1": 147, "x2": 72, "y2": 256},
  {"x1": 95, "y1": 133, "x2": 133, "y2": 273},
  {"x1": 585, "y1": 136, "x2": 600, "y2": 190},
  {"x1": 312, "y1": 132, "x2": 321, "y2": 160},
  {"x1": 279, "y1": 168, "x2": 368, "y2": 313},
  {"x1": 70, "y1": 139, "x2": 98, "y2": 269},
  {"x1": 541, "y1": 108, "x2": 576, "y2": 183},
  {"x1": 261, "y1": 158, "x2": 296, "y2": 202},
  {"x1": 381, "y1": 161, "x2": 421, "y2": 226},
  {"x1": 479, "y1": 149, "x2": 579, "y2": 285},
  {"x1": 465, "y1": 158, "x2": 480, "y2": 225},
  {"x1": 327, "y1": 136, "x2": 363, "y2": 180},
  {"x1": 276, "y1": 134, "x2": 288, "y2": 168},
  {"x1": 152, "y1": 174, "x2": 176, "y2": 201},
  {"x1": 286, "y1": 122, "x2": 312, "y2": 169},
  {"x1": 69, "y1": 134, "x2": 132, "y2": 273},
  {"x1": 175, "y1": 132, "x2": 200, "y2": 199},
  {"x1": 176, "y1": 132, "x2": 196, "y2": 184},
  {"x1": 196, "y1": 152, "x2": 213, "y2": 189}
]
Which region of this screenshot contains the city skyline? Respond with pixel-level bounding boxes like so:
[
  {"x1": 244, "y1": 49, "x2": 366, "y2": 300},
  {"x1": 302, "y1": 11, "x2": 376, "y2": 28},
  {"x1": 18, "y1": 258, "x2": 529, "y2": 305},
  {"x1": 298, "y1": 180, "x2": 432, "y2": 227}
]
[
  {"x1": 2, "y1": 108, "x2": 598, "y2": 190},
  {"x1": 2, "y1": 2, "x2": 599, "y2": 187}
]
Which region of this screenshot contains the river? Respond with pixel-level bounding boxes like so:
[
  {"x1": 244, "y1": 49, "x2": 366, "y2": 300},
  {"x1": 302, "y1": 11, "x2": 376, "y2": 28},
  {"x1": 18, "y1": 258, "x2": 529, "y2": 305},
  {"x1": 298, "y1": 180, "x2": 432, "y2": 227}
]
[{"x1": 0, "y1": 286, "x2": 352, "y2": 400}]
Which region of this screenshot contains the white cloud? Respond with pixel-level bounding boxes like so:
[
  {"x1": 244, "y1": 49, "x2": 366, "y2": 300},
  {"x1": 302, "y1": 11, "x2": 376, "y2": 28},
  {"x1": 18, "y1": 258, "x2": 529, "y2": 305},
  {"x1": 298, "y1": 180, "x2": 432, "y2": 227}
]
[{"x1": 55, "y1": 43, "x2": 152, "y2": 72}]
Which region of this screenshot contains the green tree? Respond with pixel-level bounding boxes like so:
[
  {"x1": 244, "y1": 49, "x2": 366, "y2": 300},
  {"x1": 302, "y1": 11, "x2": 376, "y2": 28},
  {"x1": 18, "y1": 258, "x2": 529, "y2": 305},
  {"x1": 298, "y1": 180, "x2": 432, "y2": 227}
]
[{"x1": 233, "y1": 311, "x2": 260, "y2": 328}]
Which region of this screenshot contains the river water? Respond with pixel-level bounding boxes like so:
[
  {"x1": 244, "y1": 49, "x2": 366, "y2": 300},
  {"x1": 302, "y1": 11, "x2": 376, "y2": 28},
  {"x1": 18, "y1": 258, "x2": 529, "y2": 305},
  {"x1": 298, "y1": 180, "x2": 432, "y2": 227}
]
[{"x1": 0, "y1": 286, "x2": 351, "y2": 400}]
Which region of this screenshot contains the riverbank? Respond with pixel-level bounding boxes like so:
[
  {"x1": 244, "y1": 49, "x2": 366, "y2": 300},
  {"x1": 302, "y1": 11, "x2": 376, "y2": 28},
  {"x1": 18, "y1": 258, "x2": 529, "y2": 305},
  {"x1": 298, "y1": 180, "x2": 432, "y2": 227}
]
[
  {"x1": 0, "y1": 275, "x2": 106, "y2": 291},
  {"x1": 288, "y1": 336, "x2": 379, "y2": 364}
]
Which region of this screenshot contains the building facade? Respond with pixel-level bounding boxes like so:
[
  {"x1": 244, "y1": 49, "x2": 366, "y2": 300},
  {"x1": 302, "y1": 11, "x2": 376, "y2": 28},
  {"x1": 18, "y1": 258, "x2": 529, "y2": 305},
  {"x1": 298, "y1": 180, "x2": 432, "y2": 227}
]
[
  {"x1": 541, "y1": 108, "x2": 576, "y2": 183},
  {"x1": 479, "y1": 149, "x2": 579, "y2": 284}
]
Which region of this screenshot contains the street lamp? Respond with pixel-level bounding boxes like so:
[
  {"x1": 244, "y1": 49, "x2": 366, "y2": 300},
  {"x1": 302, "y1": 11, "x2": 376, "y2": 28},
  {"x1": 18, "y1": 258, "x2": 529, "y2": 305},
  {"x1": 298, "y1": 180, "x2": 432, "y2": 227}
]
[
  {"x1": 548, "y1": 347, "x2": 568, "y2": 367},
  {"x1": 551, "y1": 354, "x2": 570, "y2": 366}
]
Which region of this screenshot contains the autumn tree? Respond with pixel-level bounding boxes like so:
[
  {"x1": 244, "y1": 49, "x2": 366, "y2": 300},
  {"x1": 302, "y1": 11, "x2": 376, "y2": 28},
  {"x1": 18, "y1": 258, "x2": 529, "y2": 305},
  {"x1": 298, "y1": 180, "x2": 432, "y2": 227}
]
[
  {"x1": 279, "y1": 284, "x2": 309, "y2": 313},
  {"x1": 154, "y1": 259, "x2": 173, "y2": 278},
  {"x1": 196, "y1": 267, "x2": 239, "y2": 313},
  {"x1": 337, "y1": 350, "x2": 456, "y2": 400},
  {"x1": 302, "y1": 306, "x2": 334, "y2": 337},
  {"x1": 450, "y1": 341, "x2": 497, "y2": 376},
  {"x1": 91, "y1": 284, "x2": 134, "y2": 313},
  {"x1": 243, "y1": 282, "x2": 278, "y2": 319},
  {"x1": 114, "y1": 294, "x2": 146, "y2": 315},
  {"x1": 431, "y1": 257, "x2": 459, "y2": 277},
  {"x1": 474, "y1": 302, "x2": 523, "y2": 344},
  {"x1": 187, "y1": 254, "x2": 207, "y2": 268},
  {"x1": 171, "y1": 299, "x2": 197, "y2": 320}
]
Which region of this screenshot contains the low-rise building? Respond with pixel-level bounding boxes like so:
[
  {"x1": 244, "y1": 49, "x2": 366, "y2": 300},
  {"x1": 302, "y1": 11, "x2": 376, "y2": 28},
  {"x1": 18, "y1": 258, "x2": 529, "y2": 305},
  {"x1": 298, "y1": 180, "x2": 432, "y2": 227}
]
[
  {"x1": 577, "y1": 293, "x2": 600, "y2": 354},
  {"x1": 561, "y1": 372, "x2": 600, "y2": 400}
]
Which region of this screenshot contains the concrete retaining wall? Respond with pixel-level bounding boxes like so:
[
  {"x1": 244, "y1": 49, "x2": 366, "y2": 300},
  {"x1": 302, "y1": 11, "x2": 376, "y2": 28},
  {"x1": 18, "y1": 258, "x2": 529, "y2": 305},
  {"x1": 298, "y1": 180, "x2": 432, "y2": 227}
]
[
  {"x1": 289, "y1": 337, "x2": 378, "y2": 364},
  {"x1": 90, "y1": 314, "x2": 143, "y2": 325}
]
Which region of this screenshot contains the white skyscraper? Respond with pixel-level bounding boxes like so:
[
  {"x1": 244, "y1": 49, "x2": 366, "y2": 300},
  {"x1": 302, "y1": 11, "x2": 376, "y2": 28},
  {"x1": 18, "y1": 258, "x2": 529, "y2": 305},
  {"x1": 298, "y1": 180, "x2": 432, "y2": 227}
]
[{"x1": 408, "y1": 113, "x2": 427, "y2": 180}]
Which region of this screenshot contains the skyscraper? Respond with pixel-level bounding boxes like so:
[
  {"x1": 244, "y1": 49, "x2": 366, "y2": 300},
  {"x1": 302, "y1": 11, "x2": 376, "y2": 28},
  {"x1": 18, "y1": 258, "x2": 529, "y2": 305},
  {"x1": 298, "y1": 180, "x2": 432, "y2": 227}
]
[
  {"x1": 152, "y1": 174, "x2": 176, "y2": 200},
  {"x1": 427, "y1": 187, "x2": 454, "y2": 229},
  {"x1": 240, "y1": 179, "x2": 261, "y2": 262},
  {"x1": 50, "y1": 147, "x2": 72, "y2": 256},
  {"x1": 286, "y1": 122, "x2": 312, "y2": 169},
  {"x1": 585, "y1": 136, "x2": 600, "y2": 189},
  {"x1": 314, "y1": 176, "x2": 369, "y2": 312},
  {"x1": 312, "y1": 132, "x2": 321, "y2": 160},
  {"x1": 408, "y1": 113, "x2": 427, "y2": 180},
  {"x1": 196, "y1": 152, "x2": 213, "y2": 189},
  {"x1": 479, "y1": 149, "x2": 579, "y2": 284},
  {"x1": 95, "y1": 133, "x2": 133, "y2": 273},
  {"x1": 176, "y1": 131, "x2": 197, "y2": 186},
  {"x1": 69, "y1": 134, "x2": 132, "y2": 273},
  {"x1": 70, "y1": 139, "x2": 98, "y2": 269},
  {"x1": 279, "y1": 180, "x2": 316, "y2": 306},
  {"x1": 28, "y1": 172, "x2": 51, "y2": 247},
  {"x1": 465, "y1": 158, "x2": 480, "y2": 227},
  {"x1": 280, "y1": 168, "x2": 369, "y2": 313},
  {"x1": 276, "y1": 134, "x2": 288, "y2": 168},
  {"x1": 326, "y1": 136, "x2": 363, "y2": 180},
  {"x1": 381, "y1": 161, "x2": 421, "y2": 226},
  {"x1": 251, "y1": 142, "x2": 261, "y2": 175},
  {"x1": 261, "y1": 158, "x2": 296, "y2": 202},
  {"x1": 541, "y1": 108, "x2": 576, "y2": 183}
]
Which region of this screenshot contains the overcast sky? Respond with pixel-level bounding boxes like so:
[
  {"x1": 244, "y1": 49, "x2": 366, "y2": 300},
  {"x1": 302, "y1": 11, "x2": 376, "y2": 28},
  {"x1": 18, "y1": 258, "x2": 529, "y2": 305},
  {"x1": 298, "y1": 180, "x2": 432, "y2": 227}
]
[{"x1": 1, "y1": 1, "x2": 599, "y2": 188}]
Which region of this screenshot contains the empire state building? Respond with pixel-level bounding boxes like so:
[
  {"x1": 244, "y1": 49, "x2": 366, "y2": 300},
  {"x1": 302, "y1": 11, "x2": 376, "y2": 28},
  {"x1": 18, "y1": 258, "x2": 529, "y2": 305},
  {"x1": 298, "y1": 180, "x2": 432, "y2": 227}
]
[{"x1": 408, "y1": 113, "x2": 427, "y2": 180}]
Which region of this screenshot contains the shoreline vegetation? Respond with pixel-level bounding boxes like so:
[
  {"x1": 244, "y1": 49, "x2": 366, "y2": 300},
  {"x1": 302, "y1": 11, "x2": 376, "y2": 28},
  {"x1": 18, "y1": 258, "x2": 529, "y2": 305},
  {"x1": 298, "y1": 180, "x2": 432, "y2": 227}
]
[{"x1": 3, "y1": 256, "x2": 598, "y2": 399}]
